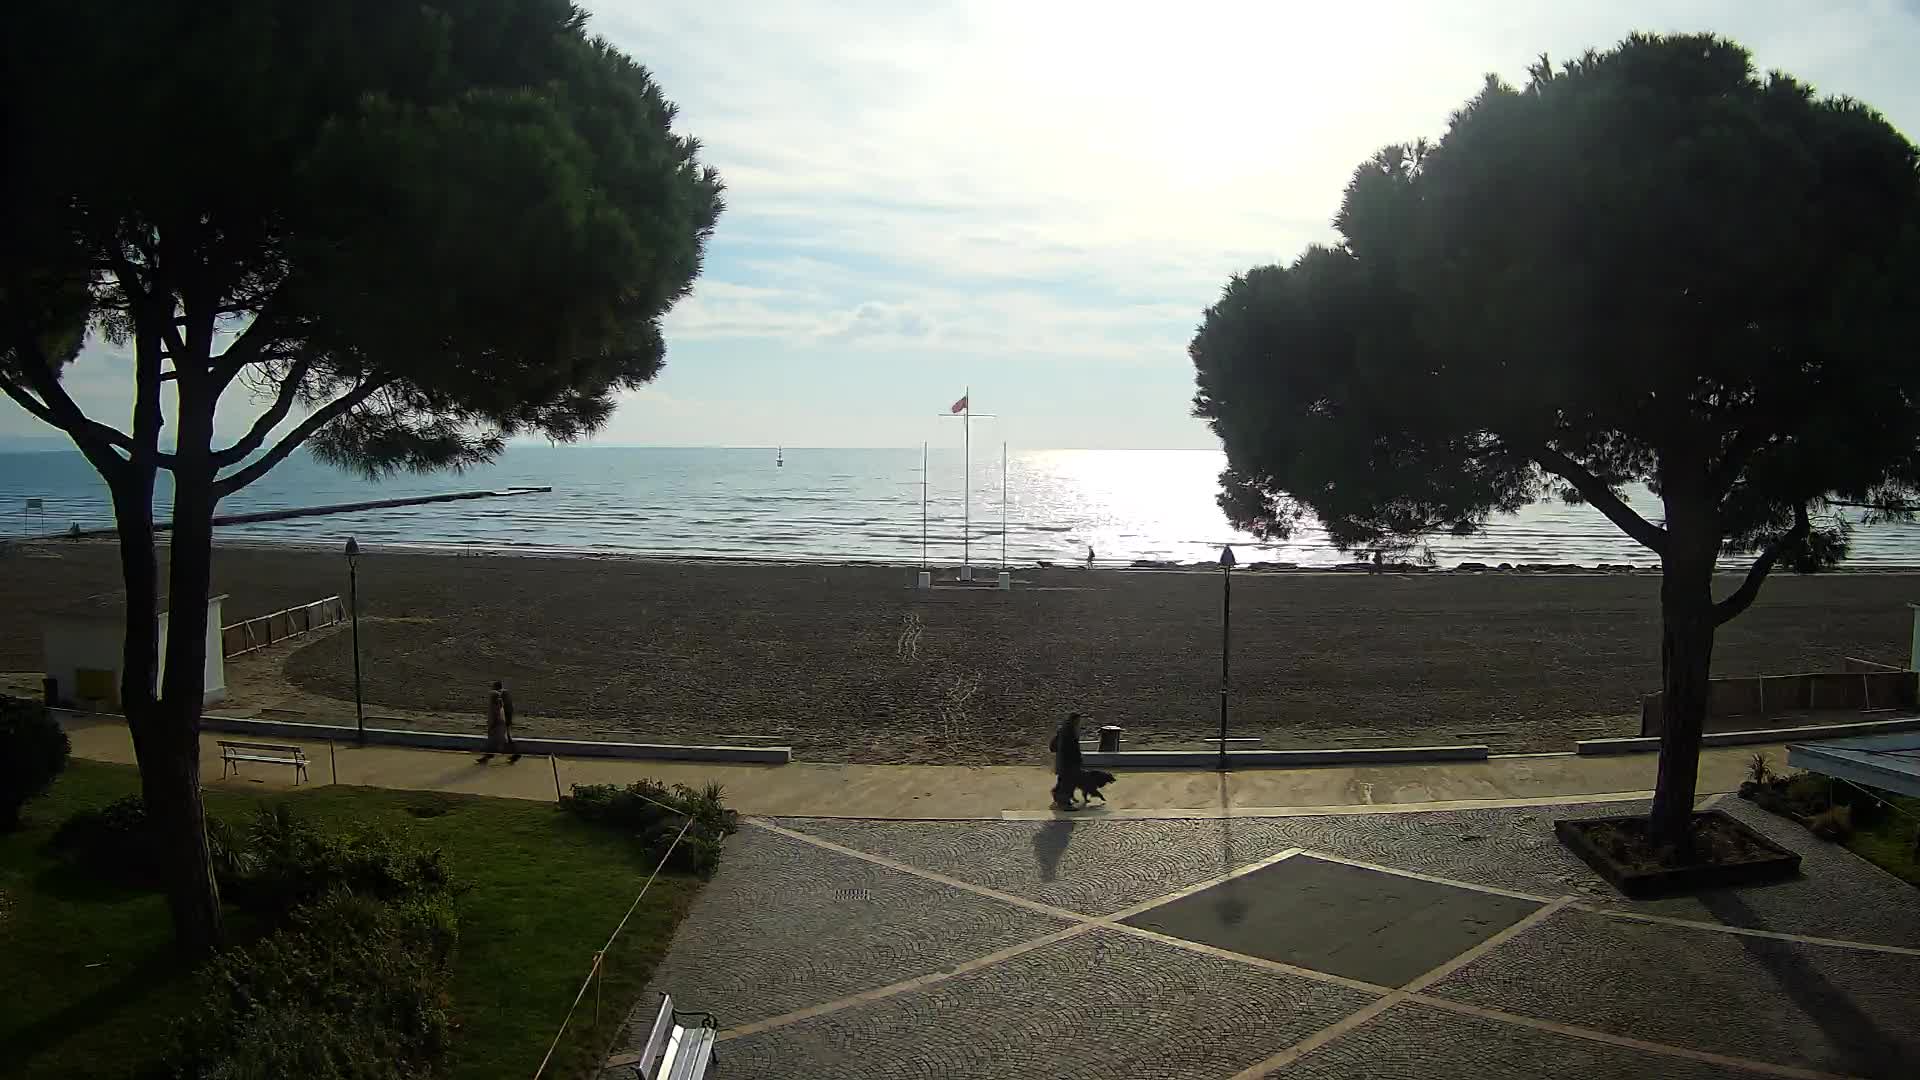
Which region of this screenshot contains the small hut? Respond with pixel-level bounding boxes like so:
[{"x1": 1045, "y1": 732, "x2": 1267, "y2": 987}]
[{"x1": 41, "y1": 593, "x2": 227, "y2": 710}]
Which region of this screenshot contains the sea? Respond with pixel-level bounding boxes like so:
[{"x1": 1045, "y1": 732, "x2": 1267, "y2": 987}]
[{"x1": 4, "y1": 445, "x2": 1920, "y2": 568}]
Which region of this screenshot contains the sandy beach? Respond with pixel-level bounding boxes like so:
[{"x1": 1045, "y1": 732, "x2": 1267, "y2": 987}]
[{"x1": 2, "y1": 540, "x2": 1915, "y2": 764}]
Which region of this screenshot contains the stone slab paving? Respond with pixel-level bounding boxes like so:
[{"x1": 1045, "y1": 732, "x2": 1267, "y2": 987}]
[
  {"x1": 1619, "y1": 797, "x2": 1920, "y2": 949},
  {"x1": 713, "y1": 928, "x2": 1375, "y2": 1080},
  {"x1": 619, "y1": 825, "x2": 1071, "y2": 1033},
  {"x1": 1123, "y1": 855, "x2": 1542, "y2": 987},
  {"x1": 775, "y1": 816, "x2": 1302, "y2": 915},
  {"x1": 1279, "y1": 1000, "x2": 1782, "y2": 1079},
  {"x1": 1426, "y1": 905, "x2": 1920, "y2": 1078},
  {"x1": 611, "y1": 798, "x2": 1920, "y2": 1079}
]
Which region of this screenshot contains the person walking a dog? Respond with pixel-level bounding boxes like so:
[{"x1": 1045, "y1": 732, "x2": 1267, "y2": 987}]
[{"x1": 1049, "y1": 712, "x2": 1084, "y2": 810}]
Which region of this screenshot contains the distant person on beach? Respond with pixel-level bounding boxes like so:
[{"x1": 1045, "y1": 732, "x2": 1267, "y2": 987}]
[
  {"x1": 1049, "y1": 712, "x2": 1084, "y2": 809},
  {"x1": 1086, "y1": 545, "x2": 1095, "y2": 568},
  {"x1": 480, "y1": 680, "x2": 519, "y2": 763}
]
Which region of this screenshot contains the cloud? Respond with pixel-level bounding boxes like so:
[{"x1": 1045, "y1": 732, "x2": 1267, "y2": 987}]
[
  {"x1": 11, "y1": 0, "x2": 1920, "y2": 452},
  {"x1": 820, "y1": 302, "x2": 933, "y2": 343}
]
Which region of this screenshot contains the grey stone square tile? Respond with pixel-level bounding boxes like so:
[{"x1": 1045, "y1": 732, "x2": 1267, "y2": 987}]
[
  {"x1": 774, "y1": 816, "x2": 1301, "y2": 915},
  {"x1": 1257, "y1": 798, "x2": 1920, "y2": 949},
  {"x1": 715, "y1": 927, "x2": 1378, "y2": 1080},
  {"x1": 617, "y1": 825, "x2": 1071, "y2": 1039},
  {"x1": 1614, "y1": 797, "x2": 1920, "y2": 949},
  {"x1": 1427, "y1": 906, "x2": 1920, "y2": 1078},
  {"x1": 1281, "y1": 1000, "x2": 1781, "y2": 1079},
  {"x1": 1122, "y1": 854, "x2": 1542, "y2": 987}
]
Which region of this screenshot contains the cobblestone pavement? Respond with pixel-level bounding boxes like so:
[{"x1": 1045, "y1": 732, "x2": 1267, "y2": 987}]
[{"x1": 605, "y1": 796, "x2": 1920, "y2": 1080}]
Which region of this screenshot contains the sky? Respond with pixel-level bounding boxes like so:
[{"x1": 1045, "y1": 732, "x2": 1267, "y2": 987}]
[{"x1": 8, "y1": 0, "x2": 1920, "y2": 451}]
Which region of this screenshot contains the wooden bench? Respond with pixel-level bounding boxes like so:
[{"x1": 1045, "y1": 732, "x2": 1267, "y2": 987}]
[
  {"x1": 606, "y1": 995, "x2": 715, "y2": 1079},
  {"x1": 218, "y1": 740, "x2": 309, "y2": 784}
]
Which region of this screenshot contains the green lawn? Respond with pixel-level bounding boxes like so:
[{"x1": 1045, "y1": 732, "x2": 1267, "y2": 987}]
[
  {"x1": 0, "y1": 761, "x2": 703, "y2": 1080},
  {"x1": 1846, "y1": 794, "x2": 1920, "y2": 887}
]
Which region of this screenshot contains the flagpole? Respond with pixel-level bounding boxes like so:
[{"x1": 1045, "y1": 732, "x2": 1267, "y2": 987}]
[
  {"x1": 936, "y1": 391, "x2": 991, "y2": 580},
  {"x1": 921, "y1": 441, "x2": 928, "y2": 568},
  {"x1": 1001, "y1": 440, "x2": 1008, "y2": 569}
]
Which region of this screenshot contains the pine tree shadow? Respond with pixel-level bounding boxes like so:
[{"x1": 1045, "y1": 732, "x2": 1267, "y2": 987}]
[
  {"x1": 1700, "y1": 889, "x2": 1916, "y2": 1076},
  {"x1": 9, "y1": 945, "x2": 186, "y2": 1069}
]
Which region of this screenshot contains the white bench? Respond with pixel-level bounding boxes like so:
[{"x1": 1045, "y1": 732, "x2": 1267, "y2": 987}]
[
  {"x1": 609, "y1": 995, "x2": 715, "y2": 1079},
  {"x1": 218, "y1": 740, "x2": 310, "y2": 784}
]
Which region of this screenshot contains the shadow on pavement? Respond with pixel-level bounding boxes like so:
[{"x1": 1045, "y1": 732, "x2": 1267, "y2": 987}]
[
  {"x1": 1702, "y1": 889, "x2": 1916, "y2": 1076},
  {"x1": 1032, "y1": 818, "x2": 1075, "y2": 882}
]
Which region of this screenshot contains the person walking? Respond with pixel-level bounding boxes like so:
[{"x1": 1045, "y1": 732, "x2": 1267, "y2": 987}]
[
  {"x1": 479, "y1": 680, "x2": 519, "y2": 763},
  {"x1": 1049, "y1": 712, "x2": 1085, "y2": 809}
]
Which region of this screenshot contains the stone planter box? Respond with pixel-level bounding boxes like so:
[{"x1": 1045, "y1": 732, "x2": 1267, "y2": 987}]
[{"x1": 1555, "y1": 810, "x2": 1802, "y2": 898}]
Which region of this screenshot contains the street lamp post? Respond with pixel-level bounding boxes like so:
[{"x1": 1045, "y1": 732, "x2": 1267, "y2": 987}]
[
  {"x1": 345, "y1": 537, "x2": 365, "y2": 744},
  {"x1": 1218, "y1": 544, "x2": 1235, "y2": 772}
]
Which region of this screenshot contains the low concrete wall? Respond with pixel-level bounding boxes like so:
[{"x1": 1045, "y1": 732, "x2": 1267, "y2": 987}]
[
  {"x1": 1641, "y1": 669, "x2": 1917, "y2": 735},
  {"x1": 76, "y1": 711, "x2": 791, "y2": 764},
  {"x1": 1579, "y1": 714, "x2": 1920, "y2": 755},
  {"x1": 1084, "y1": 744, "x2": 1489, "y2": 769}
]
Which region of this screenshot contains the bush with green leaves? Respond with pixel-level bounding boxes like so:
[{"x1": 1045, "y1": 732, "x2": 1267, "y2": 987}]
[
  {"x1": 0, "y1": 694, "x2": 69, "y2": 830},
  {"x1": 169, "y1": 888, "x2": 459, "y2": 1080},
  {"x1": 1742, "y1": 771, "x2": 1891, "y2": 832},
  {"x1": 228, "y1": 805, "x2": 457, "y2": 917},
  {"x1": 50, "y1": 796, "x2": 254, "y2": 888},
  {"x1": 561, "y1": 780, "x2": 737, "y2": 877}
]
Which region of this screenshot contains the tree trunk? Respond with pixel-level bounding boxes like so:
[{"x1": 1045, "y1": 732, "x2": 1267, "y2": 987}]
[
  {"x1": 149, "y1": 383, "x2": 225, "y2": 953},
  {"x1": 1649, "y1": 519, "x2": 1718, "y2": 854}
]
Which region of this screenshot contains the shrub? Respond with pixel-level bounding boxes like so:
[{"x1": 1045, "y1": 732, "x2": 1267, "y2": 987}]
[
  {"x1": 1809, "y1": 803, "x2": 1855, "y2": 841},
  {"x1": 229, "y1": 805, "x2": 456, "y2": 917},
  {"x1": 50, "y1": 796, "x2": 252, "y2": 889},
  {"x1": 169, "y1": 888, "x2": 458, "y2": 1080},
  {"x1": 561, "y1": 780, "x2": 738, "y2": 877},
  {"x1": 50, "y1": 795, "x2": 160, "y2": 883},
  {"x1": 1746, "y1": 753, "x2": 1774, "y2": 786},
  {"x1": 1, "y1": 694, "x2": 70, "y2": 830}
]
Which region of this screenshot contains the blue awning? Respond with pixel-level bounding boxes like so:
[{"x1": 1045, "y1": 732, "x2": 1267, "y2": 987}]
[{"x1": 1787, "y1": 733, "x2": 1920, "y2": 799}]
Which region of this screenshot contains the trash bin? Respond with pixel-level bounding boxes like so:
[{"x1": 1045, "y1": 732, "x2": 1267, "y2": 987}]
[
  {"x1": 1098, "y1": 725, "x2": 1123, "y2": 753},
  {"x1": 915, "y1": 571, "x2": 932, "y2": 590}
]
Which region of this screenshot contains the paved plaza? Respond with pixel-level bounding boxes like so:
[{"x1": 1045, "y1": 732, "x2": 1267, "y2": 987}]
[{"x1": 607, "y1": 796, "x2": 1920, "y2": 1079}]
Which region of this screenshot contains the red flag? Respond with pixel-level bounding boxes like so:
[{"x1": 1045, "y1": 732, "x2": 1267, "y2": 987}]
[{"x1": 950, "y1": 394, "x2": 969, "y2": 414}]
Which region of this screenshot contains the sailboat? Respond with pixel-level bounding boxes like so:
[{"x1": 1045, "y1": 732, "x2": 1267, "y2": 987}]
[{"x1": 775, "y1": 445, "x2": 783, "y2": 468}]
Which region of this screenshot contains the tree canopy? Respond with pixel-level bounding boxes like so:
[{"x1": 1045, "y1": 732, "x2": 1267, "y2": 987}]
[
  {"x1": 0, "y1": 0, "x2": 723, "y2": 949},
  {"x1": 1191, "y1": 32, "x2": 1920, "y2": 844},
  {"x1": 1196, "y1": 33, "x2": 1920, "y2": 580},
  {"x1": 2, "y1": 0, "x2": 722, "y2": 486}
]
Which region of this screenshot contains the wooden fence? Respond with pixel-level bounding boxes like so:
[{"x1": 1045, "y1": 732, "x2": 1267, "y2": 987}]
[
  {"x1": 1640, "y1": 668, "x2": 1919, "y2": 736},
  {"x1": 221, "y1": 596, "x2": 346, "y2": 659}
]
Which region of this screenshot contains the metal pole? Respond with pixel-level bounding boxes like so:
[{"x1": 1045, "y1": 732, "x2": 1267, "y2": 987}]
[
  {"x1": 1219, "y1": 564, "x2": 1231, "y2": 772},
  {"x1": 1001, "y1": 441, "x2": 1008, "y2": 569},
  {"x1": 963, "y1": 389, "x2": 970, "y2": 575},
  {"x1": 922, "y1": 441, "x2": 928, "y2": 568},
  {"x1": 551, "y1": 754, "x2": 562, "y2": 802},
  {"x1": 350, "y1": 558, "x2": 365, "y2": 744},
  {"x1": 329, "y1": 740, "x2": 337, "y2": 785}
]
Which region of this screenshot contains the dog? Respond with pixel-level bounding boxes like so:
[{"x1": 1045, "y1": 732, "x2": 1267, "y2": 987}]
[{"x1": 1073, "y1": 769, "x2": 1117, "y2": 805}]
